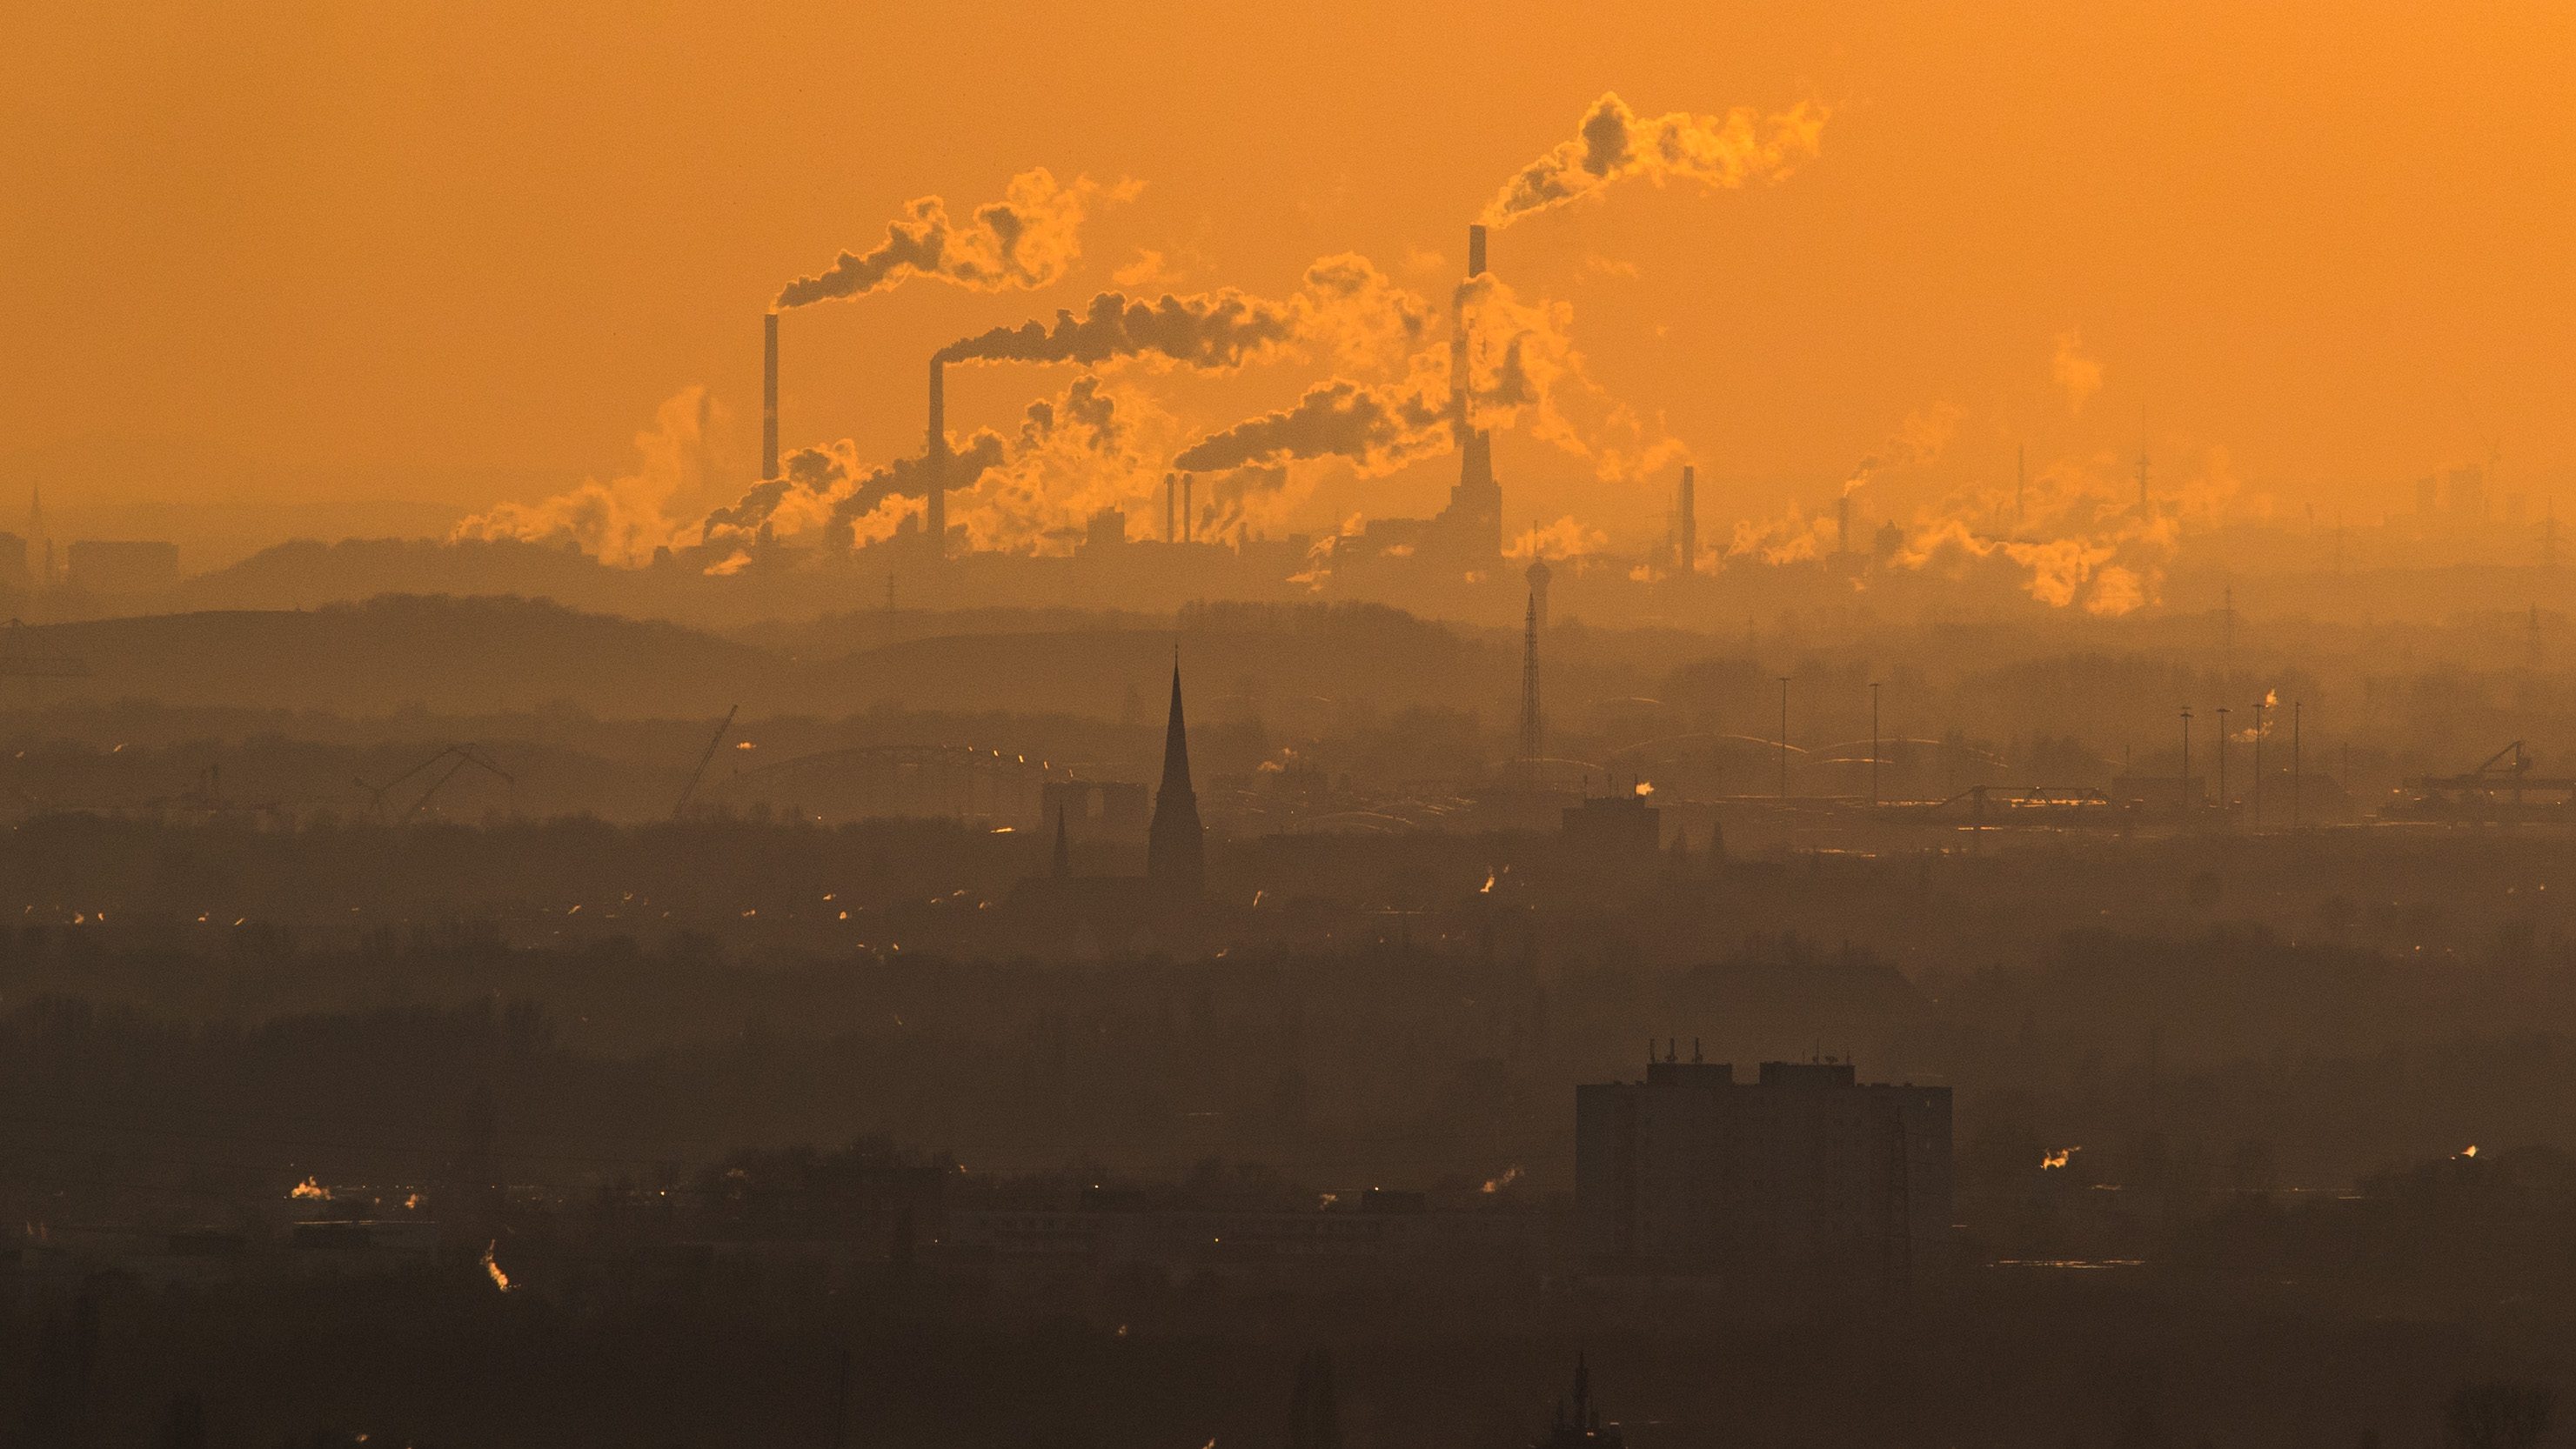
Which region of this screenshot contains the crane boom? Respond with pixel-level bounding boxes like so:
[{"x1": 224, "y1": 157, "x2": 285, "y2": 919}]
[{"x1": 673, "y1": 704, "x2": 739, "y2": 818}]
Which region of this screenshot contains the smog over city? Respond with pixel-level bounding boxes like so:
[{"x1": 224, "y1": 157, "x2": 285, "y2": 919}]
[{"x1": 3, "y1": 4, "x2": 2576, "y2": 1446}]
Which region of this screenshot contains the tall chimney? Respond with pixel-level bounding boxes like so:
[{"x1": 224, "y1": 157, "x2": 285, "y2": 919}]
[
  {"x1": 1182, "y1": 473, "x2": 1194, "y2": 543},
  {"x1": 1164, "y1": 471, "x2": 1178, "y2": 542},
  {"x1": 1677, "y1": 465, "x2": 1696, "y2": 577},
  {"x1": 761, "y1": 311, "x2": 779, "y2": 481},
  {"x1": 1468, "y1": 224, "x2": 1488, "y2": 278},
  {"x1": 925, "y1": 358, "x2": 947, "y2": 556}
]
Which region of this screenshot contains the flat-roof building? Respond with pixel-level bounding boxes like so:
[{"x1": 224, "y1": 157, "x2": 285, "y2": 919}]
[{"x1": 1576, "y1": 1055, "x2": 1951, "y2": 1292}]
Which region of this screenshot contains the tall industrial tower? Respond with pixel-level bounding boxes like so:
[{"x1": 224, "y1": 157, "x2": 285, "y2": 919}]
[
  {"x1": 1435, "y1": 224, "x2": 1503, "y2": 564},
  {"x1": 925, "y1": 357, "x2": 948, "y2": 557},
  {"x1": 1518, "y1": 588, "x2": 1543, "y2": 763}
]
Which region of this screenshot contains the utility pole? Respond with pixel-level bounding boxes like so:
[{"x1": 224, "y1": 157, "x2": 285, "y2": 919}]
[
  {"x1": 1870, "y1": 681, "x2": 1882, "y2": 808},
  {"x1": 2216, "y1": 705, "x2": 2230, "y2": 821},
  {"x1": 2251, "y1": 698, "x2": 2265, "y2": 830},
  {"x1": 2179, "y1": 706, "x2": 2193, "y2": 819},
  {"x1": 1777, "y1": 677, "x2": 1791, "y2": 800}
]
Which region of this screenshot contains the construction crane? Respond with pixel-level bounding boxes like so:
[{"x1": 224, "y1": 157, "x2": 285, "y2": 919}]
[
  {"x1": 355, "y1": 743, "x2": 513, "y2": 824},
  {"x1": 2391, "y1": 741, "x2": 2576, "y2": 822},
  {"x1": 672, "y1": 704, "x2": 739, "y2": 819}
]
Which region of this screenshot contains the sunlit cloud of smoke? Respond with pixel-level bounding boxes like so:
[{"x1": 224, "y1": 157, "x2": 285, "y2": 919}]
[
  {"x1": 1482, "y1": 91, "x2": 1830, "y2": 227},
  {"x1": 450, "y1": 388, "x2": 723, "y2": 565},
  {"x1": 775, "y1": 169, "x2": 1134, "y2": 309}
]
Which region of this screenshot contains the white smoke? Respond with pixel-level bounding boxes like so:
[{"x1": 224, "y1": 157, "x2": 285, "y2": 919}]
[{"x1": 451, "y1": 387, "x2": 723, "y2": 565}]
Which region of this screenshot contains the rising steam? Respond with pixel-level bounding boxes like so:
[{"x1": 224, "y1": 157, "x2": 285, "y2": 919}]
[
  {"x1": 1483, "y1": 91, "x2": 1830, "y2": 227},
  {"x1": 2052, "y1": 331, "x2": 2104, "y2": 414},
  {"x1": 452, "y1": 388, "x2": 723, "y2": 565},
  {"x1": 776, "y1": 169, "x2": 1124, "y2": 309}
]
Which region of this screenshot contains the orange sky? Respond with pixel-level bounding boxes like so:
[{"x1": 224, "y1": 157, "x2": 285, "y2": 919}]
[{"x1": 3, "y1": 0, "x2": 2571, "y2": 558}]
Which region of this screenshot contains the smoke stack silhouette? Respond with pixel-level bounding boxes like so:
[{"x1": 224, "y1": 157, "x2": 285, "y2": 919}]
[
  {"x1": 926, "y1": 358, "x2": 947, "y2": 555},
  {"x1": 1678, "y1": 464, "x2": 1696, "y2": 576},
  {"x1": 1182, "y1": 472, "x2": 1194, "y2": 543},
  {"x1": 761, "y1": 312, "x2": 779, "y2": 481},
  {"x1": 1468, "y1": 224, "x2": 1488, "y2": 278}
]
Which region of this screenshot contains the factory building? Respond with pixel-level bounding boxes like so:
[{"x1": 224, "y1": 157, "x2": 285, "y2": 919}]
[{"x1": 1575, "y1": 1056, "x2": 1951, "y2": 1292}]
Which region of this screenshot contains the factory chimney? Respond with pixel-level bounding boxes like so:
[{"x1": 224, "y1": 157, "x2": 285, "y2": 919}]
[
  {"x1": 1444, "y1": 224, "x2": 1502, "y2": 560},
  {"x1": 761, "y1": 311, "x2": 779, "y2": 481},
  {"x1": 1182, "y1": 473, "x2": 1194, "y2": 543},
  {"x1": 925, "y1": 358, "x2": 947, "y2": 557},
  {"x1": 1676, "y1": 465, "x2": 1696, "y2": 577},
  {"x1": 1164, "y1": 471, "x2": 1178, "y2": 542}
]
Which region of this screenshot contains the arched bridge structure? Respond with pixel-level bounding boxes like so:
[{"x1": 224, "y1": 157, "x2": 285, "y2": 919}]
[{"x1": 702, "y1": 744, "x2": 1078, "y2": 829}]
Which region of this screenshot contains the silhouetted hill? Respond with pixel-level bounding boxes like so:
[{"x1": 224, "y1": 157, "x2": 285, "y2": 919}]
[
  {"x1": 813, "y1": 601, "x2": 1514, "y2": 720},
  {"x1": 5, "y1": 595, "x2": 792, "y2": 717}
]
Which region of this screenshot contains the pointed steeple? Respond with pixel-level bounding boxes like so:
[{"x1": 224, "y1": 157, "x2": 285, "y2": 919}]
[{"x1": 1146, "y1": 653, "x2": 1205, "y2": 898}]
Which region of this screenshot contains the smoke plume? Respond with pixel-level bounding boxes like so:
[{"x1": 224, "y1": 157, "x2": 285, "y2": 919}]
[
  {"x1": 1506, "y1": 515, "x2": 1609, "y2": 560},
  {"x1": 776, "y1": 169, "x2": 1121, "y2": 309},
  {"x1": 1483, "y1": 91, "x2": 1829, "y2": 227},
  {"x1": 935, "y1": 288, "x2": 1305, "y2": 371},
  {"x1": 451, "y1": 387, "x2": 722, "y2": 565},
  {"x1": 1843, "y1": 404, "x2": 1962, "y2": 496},
  {"x1": 2052, "y1": 331, "x2": 2104, "y2": 414},
  {"x1": 701, "y1": 373, "x2": 1191, "y2": 556},
  {"x1": 1172, "y1": 379, "x2": 1449, "y2": 476}
]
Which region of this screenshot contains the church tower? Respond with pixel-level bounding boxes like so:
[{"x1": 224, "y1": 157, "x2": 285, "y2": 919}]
[{"x1": 1146, "y1": 658, "x2": 1205, "y2": 897}]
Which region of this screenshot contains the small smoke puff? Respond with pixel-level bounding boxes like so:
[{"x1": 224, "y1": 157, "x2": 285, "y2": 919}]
[
  {"x1": 777, "y1": 168, "x2": 1112, "y2": 309},
  {"x1": 1506, "y1": 515, "x2": 1608, "y2": 561},
  {"x1": 1484, "y1": 91, "x2": 1829, "y2": 227},
  {"x1": 1113, "y1": 250, "x2": 1177, "y2": 289},
  {"x1": 2052, "y1": 331, "x2": 2104, "y2": 415}
]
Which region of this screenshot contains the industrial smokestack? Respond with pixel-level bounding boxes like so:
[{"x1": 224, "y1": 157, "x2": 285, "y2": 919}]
[
  {"x1": 1164, "y1": 471, "x2": 1178, "y2": 542},
  {"x1": 1678, "y1": 464, "x2": 1696, "y2": 577},
  {"x1": 1182, "y1": 473, "x2": 1194, "y2": 543},
  {"x1": 1468, "y1": 224, "x2": 1488, "y2": 278},
  {"x1": 926, "y1": 358, "x2": 947, "y2": 555},
  {"x1": 761, "y1": 311, "x2": 779, "y2": 481}
]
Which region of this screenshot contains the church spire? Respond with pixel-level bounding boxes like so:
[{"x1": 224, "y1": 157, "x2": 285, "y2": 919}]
[{"x1": 1146, "y1": 653, "x2": 1205, "y2": 898}]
